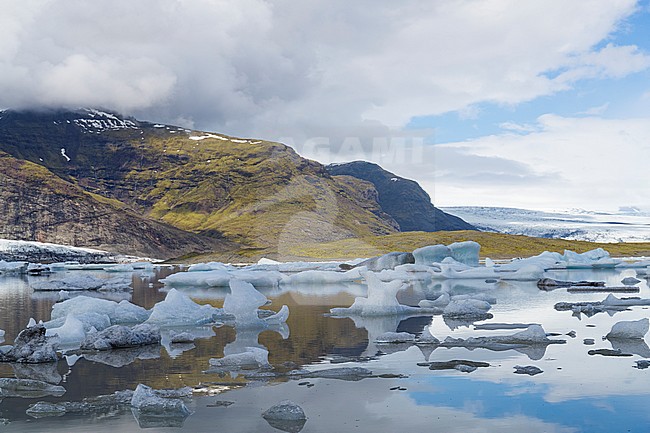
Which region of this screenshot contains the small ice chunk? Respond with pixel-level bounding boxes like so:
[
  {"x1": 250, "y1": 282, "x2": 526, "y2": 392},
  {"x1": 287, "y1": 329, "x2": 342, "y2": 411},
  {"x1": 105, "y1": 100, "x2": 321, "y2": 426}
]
[
  {"x1": 262, "y1": 400, "x2": 306, "y2": 421},
  {"x1": 375, "y1": 332, "x2": 415, "y2": 343},
  {"x1": 81, "y1": 324, "x2": 161, "y2": 350},
  {"x1": 169, "y1": 331, "x2": 196, "y2": 344},
  {"x1": 0, "y1": 325, "x2": 58, "y2": 363},
  {"x1": 131, "y1": 384, "x2": 191, "y2": 427},
  {"x1": 606, "y1": 318, "x2": 649, "y2": 340},
  {"x1": 443, "y1": 299, "x2": 492, "y2": 318},
  {"x1": 208, "y1": 347, "x2": 269, "y2": 370},
  {"x1": 622, "y1": 277, "x2": 641, "y2": 286},
  {"x1": 514, "y1": 365, "x2": 543, "y2": 376},
  {"x1": 419, "y1": 293, "x2": 450, "y2": 309},
  {"x1": 355, "y1": 252, "x2": 414, "y2": 271},
  {"x1": 45, "y1": 315, "x2": 86, "y2": 347}
]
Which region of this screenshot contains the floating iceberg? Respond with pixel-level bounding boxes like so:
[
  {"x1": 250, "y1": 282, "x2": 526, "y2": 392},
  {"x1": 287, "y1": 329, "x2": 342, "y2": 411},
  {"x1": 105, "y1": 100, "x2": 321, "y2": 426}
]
[
  {"x1": 0, "y1": 324, "x2": 58, "y2": 363},
  {"x1": 32, "y1": 274, "x2": 132, "y2": 291},
  {"x1": 146, "y1": 289, "x2": 222, "y2": 326},
  {"x1": 499, "y1": 265, "x2": 545, "y2": 281},
  {"x1": 354, "y1": 252, "x2": 414, "y2": 271},
  {"x1": 50, "y1": 296, "x2": 150, "y2": 326},
  {"x1": 413, "y1": 241, "x2": 480, "y2": 267},
  {"x1": 606, "y1": 318, "x2": 649, "y2": 340},
  {"x1": 284, "y1": 267, "x2": 365, "y2": 285},
  {"x1": 81, "y1": 324, "x2": 161, "y2": 350},
  {"x1": 262, "y1": 400, "x2": 307, "y2": 432},
  {"x1": 208, "y1": 347, "x2": 270, "y2": 370},
  {"x1": 443, "y1": 299, "x2": 492, "y2": 319},
  {"x1": 0, "y1": 260, "x2": 28, "y2": 275},
  {"x1": 375, "y1": 332, "x2": 416, "y2": 343},
  {"x1": 131, "y1": 384, "x2": 192, "y2": 429},
  {"x1": 161, "y1": 268, "x2": 284, "y2": 288}
]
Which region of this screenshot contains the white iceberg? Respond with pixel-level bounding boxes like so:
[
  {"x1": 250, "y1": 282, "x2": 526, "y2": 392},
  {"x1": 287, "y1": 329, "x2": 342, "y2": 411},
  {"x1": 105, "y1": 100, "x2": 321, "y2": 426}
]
[
  {"x1": 50, "y1": 296, "x2": 150, "y2": 326},
  {"x1": 375, "y1": 332, "x2": 416, "y2": 343},
  {"x1": 208, "y1": 347, "x2": 270, "y2": 370},
  {"x1": 0, "y1": 260, "x2": 28, "y2": 275},
  {"x1": 32, "y1": 275, "x2": 132, "y2": 291},
  {"x1": 606, "y1": 318, "x2": 649, "y2": 340},
  {"x1": 284, "y1": 267, "x2": 365, "y2": 285},
  {"x1": 161, "y1": 268, "x2": 284, "y2": 288},
  {"x1": 45, "y1": 315, "x2": 86, "y2": 348},
  {"x1": 443, "y1": 299, "x2": 492, "y2": 318},
  {"x1": 413, "y1": 244, "x2": 452, "y2": 266},
  {"x1": 146, "y1": 289, "x2": 221, "y2": 326},
  {"x1": 499, "y1": 265, "x2": 545, "y2": 281}
]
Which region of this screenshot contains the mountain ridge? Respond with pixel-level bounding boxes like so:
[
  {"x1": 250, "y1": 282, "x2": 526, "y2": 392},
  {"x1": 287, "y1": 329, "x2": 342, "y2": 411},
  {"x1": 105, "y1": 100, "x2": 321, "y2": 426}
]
[
  {"x1": 0, "y1": 109, "x2": 400, "y2": 259},
  {"x1": 326, "y1": 161, "x2": 476, "y2": 232}
]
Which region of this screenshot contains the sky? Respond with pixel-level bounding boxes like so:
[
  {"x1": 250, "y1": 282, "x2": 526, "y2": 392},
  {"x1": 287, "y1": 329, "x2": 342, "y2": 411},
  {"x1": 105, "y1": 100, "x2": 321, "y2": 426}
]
[{"x1": 1, "y1": 0, "x2": 649, "y2": 212}]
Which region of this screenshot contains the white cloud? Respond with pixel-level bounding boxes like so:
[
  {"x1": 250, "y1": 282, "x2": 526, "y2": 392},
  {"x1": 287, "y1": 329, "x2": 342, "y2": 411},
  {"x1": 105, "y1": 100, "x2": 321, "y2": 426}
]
[
  {"x1": 413, "y1": 115, "x2": 650, "y2": 211},
  {"x1": 0, "y1": 0, "x2": 647, "y2": 140}
]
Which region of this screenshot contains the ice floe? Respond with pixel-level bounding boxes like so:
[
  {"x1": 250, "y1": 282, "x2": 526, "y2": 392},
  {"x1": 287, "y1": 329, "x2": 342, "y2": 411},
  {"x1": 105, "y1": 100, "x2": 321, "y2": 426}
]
[
  {"x1": 81, "y1": 324, "x2": 161, "y2": 351},
  {"x1": 605, "y1": 318, "x2": 649, "y2": 340},
  {"x1": 0, "y1": 325, "x2": 58, "y2": 363},
  {"x1": 145, "y1": 288, "x2": 222, "y2": 326},
  {"x1": 330, "y1": 272, "x2": 417, "y2": 316}
]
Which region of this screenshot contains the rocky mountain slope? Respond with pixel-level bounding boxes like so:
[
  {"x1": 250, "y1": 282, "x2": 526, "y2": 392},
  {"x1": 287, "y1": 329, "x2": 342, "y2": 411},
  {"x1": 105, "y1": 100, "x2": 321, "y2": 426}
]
[
  {"x1": 326, "y1": 161, "x2": 476, "y2": 232},
  {"x1": 0, "y1": 109, "x2": 399, "y2": 259}
]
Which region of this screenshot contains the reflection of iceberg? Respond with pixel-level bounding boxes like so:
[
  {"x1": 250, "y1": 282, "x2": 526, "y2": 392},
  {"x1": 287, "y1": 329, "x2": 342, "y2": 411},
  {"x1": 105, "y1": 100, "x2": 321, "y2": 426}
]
[
  {"x1": 12, "y1": 362, "x2": 62, "y2": 385},
  {"x1": 130, "y1": 384, "x2": 192, "y2": 429},
  {"x1": 83, "y1": 345, "x2": 161, "y2": 368},
  {"x1": 224, "y1": 279, "x2": 289, "y2": 329},
  {"x1": 330, "y1": 272, "x2": 418, "y2": 316}
]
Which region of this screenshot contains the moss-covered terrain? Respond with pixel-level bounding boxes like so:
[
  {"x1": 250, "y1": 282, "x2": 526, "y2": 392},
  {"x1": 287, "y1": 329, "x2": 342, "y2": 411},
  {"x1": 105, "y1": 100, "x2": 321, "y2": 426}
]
[
  {"x1": 0, "y1": 109, "x2": 397, "y2": 257},
  {"x1": 285, "y1": 230, "x2": 650, "y2": 261}
]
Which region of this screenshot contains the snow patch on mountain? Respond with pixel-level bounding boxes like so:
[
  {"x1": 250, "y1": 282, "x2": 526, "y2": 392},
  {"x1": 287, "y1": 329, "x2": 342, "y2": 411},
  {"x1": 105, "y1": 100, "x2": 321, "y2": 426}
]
[
  {"x1": 441, "y1": 207, "x2": 650, "y2": 243},
  {"x1": 73, "y1": 109, "x2": 138, "y2": 132}
]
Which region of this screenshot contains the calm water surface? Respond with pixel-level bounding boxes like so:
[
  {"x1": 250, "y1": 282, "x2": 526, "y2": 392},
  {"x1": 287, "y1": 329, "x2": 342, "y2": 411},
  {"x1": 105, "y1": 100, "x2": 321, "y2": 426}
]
[{"x1": 1, "y1": 266, "x2": 649, "y2": 432}]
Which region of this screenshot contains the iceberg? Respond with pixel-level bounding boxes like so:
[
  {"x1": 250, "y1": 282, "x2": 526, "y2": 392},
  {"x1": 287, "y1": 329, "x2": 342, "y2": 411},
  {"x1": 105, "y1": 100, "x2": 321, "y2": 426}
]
[
  {"x1": 262, "y1": 400, "x2": 307, "y2": 432},
  {"x1": 375, "y1": 332, "x2": 416, "y2": 343},
  {"x1": 413, "y1": 244, "x2": 452, "y2": 266},
  {"x1": 45, "y1": 315, "x2": 86, "y2": 348},
  {"x1": 50, "y1": 296, "x2": 150, "y2": 325},
  {"x1": 146, "y1": 288, "x2": 222, "y2": 326},
  {"x1": 81, "y1": 324, "x2": 161, "y2": 350},
  {"x1": 161, "y1": 268, "x2": 284, "y2": 288},
  {"x1": 606, "y1": 318, "x2": 649, "y2": 340},
  {"x1": 208, "y1": 347, "x2": 270, "y2": 370},
  {"x1": 284, "y1": 267, "x2": 365, "y2": 285},
  {"x1": 354, "y1": 252, "x2": 415, "y2": 271},
  {"x1": 499, "y1": 265, "x2": 545, "y2": 281},
  {"x1": 0, "y1": 324, "x2": 58, "y2": 363},
  {"x1": 131, "y1": 384, "x2": 192, "y2": 429},
  {"x1": 31, "y1": 274, "x2": 132, "y2": 291},
  {"x1": 443, "y1": 299, "x2": 492, "y2": 319},
  {"x1": 0, "y1": 260, "x2": 28, "y2": 275}
]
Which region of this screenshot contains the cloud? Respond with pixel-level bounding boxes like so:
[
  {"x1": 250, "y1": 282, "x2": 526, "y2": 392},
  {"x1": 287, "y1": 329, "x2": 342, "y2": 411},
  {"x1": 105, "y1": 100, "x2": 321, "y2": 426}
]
[
  {"x1": 414, "y1": 115, "x2": 650, "y2": 210},
  {"x1": 0, "y1": 0, "x2": 647, "y2": 141}
]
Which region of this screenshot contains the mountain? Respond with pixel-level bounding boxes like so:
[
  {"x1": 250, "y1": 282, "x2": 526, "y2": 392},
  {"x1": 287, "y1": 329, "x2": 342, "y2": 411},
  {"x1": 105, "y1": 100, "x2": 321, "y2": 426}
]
[
  {"x1": 326, "y1": 161, "x2": 475, "y2": 232},
  {"x1": 0, "y1": 109, "x2": 398, "y2": 259},
  {"x1": 0, "y1": 151, "x2": 224, "y2": 258},
  {"x1": 441, "y1": 206, "x2": 650, "y2": 243}
]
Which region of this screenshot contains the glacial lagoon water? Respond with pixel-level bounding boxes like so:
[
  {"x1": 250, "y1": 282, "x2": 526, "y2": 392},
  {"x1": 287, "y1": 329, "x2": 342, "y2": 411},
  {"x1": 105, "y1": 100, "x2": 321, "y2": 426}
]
[{"x1": 1, "y1": 266, "x2": 650, "y2": 432}]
